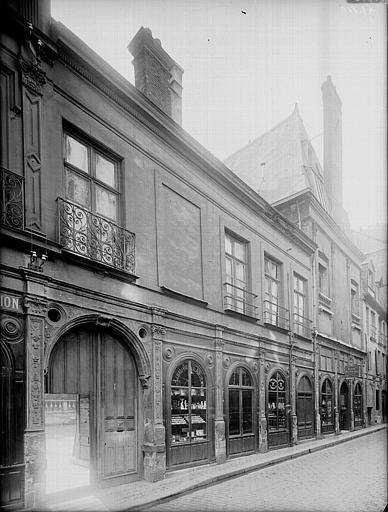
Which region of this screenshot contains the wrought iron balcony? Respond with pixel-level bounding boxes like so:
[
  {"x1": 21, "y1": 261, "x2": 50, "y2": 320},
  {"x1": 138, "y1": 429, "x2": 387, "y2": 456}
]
[
  {"x1": 223, "y1": 282, "x2": 257, "y2": 318},
  {"x1": 263, "y1": 300, "x2": 290, "y2": 330},
  {"x1": 0, "y1": 167, "x2": 24, "y2": 230},
  {"x1": 293, "y1": 313, "x2": 312, "y2": 339},
  {"x1": 58, "y1": 198, "x2": 135, "y2": 274}
]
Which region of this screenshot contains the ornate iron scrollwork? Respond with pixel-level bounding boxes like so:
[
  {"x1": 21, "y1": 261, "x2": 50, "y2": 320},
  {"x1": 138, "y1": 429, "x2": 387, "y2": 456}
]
[
  {"x1": 0, "y1": 168, "x2": 24, "y2": 230},
  {"x1": 58, "y1": 198, "x2": 136, "y2": 273}
]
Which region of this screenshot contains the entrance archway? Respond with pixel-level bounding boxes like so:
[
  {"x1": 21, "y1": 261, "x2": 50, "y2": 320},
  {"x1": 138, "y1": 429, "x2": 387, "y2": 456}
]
[
  {"x1": 267, "y1": 370, "x2": 289, "y2": 448},
  {"x1": 296, "y1": 375, "x2": 313, "y2": 439},
  {"x1": 45, "y1": 326, "x2": 139, "y2": 494},
  {"x1": 339, "y1": 381, "x2": 350, "y2": 430}
]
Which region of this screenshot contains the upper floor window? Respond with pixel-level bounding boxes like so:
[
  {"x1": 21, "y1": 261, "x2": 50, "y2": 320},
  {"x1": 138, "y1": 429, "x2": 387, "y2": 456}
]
[
  {"x1": 64, "y1": 133, "x2": 119, "y2": 222},
  {"x1": 293, "y1": 274, "x2": 309, "y2": 336},
  {"x1": 264, "y1": 257, "x2": 285, "y2": 327},
  {"x1": 350, "y1": 280, "x2": 360, "y2": 317},
  {"x1": 225, "y1": 232, "x2": 250, "y2": 314},
  {"x1": 370, "y1": 311, "x2": 377, "y2": 339},
  {"x1": 318, "y1": 263, "x2": 329, "y2": 297}
]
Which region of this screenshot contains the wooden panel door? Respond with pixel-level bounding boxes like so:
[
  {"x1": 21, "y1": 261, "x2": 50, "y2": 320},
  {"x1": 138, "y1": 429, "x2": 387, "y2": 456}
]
[{"x1": 100, "y1": 334, "x2": 137, "y2": 479}]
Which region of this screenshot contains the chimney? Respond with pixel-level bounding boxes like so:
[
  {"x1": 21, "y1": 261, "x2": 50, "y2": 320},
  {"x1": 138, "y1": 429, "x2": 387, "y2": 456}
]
[
  {"x1": 128, "y1": 27, "x2": 183, "y2": 125},
  {"x1": 321, "y1": 76, "x2": 343, "y2": 223}
]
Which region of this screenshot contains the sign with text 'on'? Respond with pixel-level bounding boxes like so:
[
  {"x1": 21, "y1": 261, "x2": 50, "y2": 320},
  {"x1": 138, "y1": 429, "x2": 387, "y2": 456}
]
[{"x1": 0, "y1": 293, "x2": 22, "y2": 312}]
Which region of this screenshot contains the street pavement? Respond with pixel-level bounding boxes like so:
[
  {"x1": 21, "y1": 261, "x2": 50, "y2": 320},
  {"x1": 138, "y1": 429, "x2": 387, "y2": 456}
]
[{"x1": 148, "y1": 429, "x2": 387, "y2": 512}]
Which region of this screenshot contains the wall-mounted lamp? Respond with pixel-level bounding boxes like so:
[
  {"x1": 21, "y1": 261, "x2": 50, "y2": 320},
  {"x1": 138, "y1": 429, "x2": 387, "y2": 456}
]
[{"x1": 28, "y1": 250, "x2": 47, "y2": 272}]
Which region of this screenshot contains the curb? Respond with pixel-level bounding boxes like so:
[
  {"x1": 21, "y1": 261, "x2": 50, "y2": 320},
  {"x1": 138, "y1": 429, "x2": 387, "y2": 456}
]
[{"x1": 127, "y1": 425, "x2": 386, "y2": 512}]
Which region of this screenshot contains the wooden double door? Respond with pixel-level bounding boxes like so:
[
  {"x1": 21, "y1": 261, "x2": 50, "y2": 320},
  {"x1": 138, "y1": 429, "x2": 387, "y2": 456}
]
[{"x1": 46, "y1": 328, "x2": 138, "y2": 485}]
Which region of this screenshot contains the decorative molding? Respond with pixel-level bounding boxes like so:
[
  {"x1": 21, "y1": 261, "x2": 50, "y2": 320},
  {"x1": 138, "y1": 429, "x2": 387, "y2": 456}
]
[
  {"x1": 251, "y1": 361, "x2": 259, "y2": 373},
  {"x1": 95, "y1": 315, "x2": 112, "y2": 327},
  {"x1": 206, "y1": 353, "x2": 214, "y2": 368},
  {"x1": 28, "y1": 317, "x2": 44, "y2": 427},
  {"x1": 152, "y1": 325, "x2": 166, "y2": 337},
  {"x1": 162, "y1": 345, "x2": 175, "y2": 362},
  {"x1": 0, "y1": 315, "x2": 24, "y2": 343},
  {"x1": 19, "y1": 56, "x2": 46, "y2": 96},
  {"x1": 223, "y1": 355, "x2": 231, "y2": 369},
  {"x1": 24, "y1": 296, "x2": 47, "y2": 316}
]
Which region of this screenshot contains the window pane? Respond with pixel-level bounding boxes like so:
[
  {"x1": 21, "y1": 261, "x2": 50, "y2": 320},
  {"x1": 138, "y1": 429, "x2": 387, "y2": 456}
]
[
  {"x1": 242, "y1": 390, "x2": 253, "y2": 433},
  {"x1": 229, "y1": 389, "x2": 240, "y2": 435},
  {"x1": 241, "y1": 368, "x2": 252, "y2": 387},
  {"x1": 96, "y1": 186, "x2": 117, "y2": 221},
  {"x1": 234, "y1": 240, "x2": 245, "y2": 262},
  {"x1": 229, "y1": 369, "x2": 239, "y2": 386},
  {"x1": 65, "y1": 135, "x2": 88, "y2": 172},
  {"x1": 96, "y1": 154, "x2": 116, "y2": 188},
  {"x1": 66, "y1": 169, "x2": 90, "y2": 207},
  {"x1": 235, "y1": 261, "x2": 245, "y2": 281},
  {"x1": 172, "y1": 362, "x2": 189, "y2": 387},
  {"x1": 225, "y1": 234, "x2": 232, "y2": 255}
]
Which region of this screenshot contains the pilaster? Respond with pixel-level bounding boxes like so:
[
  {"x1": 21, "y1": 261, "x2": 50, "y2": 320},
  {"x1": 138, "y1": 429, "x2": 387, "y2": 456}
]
[
  {"x1": 334, "y1": 352, "x2": 340, "y2": 434},
  {"x1": 143, "y1": 306, "x2": 167, "y2": 482},
  {"x1": 214, "y1": 326, "x2": 226, "y2": 463},
  {"x1": 313, "y1": 334, "x2": 321, "y2": 438},
  {"x1": 24, "y1": 294, "x2": 47, "y2": 509},
  {"x1": 258, "y1": 349, "x2": 268, "y2": 452}
]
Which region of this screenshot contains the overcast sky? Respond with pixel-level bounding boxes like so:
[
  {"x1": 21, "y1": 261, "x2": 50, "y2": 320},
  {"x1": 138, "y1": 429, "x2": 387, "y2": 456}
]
[{"x1": 52, "y1": 0, "x2": 386, "y2": 231}]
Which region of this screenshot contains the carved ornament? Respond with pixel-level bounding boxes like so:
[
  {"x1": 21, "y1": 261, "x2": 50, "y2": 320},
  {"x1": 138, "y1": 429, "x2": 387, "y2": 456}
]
[
  {"x1": 206, "y1": 354, "x2": 214, "y2": 368},
  {"x1": 162, "y1": 345, "x2": 175, "y2": 362},
  {"x1": 223, "y1": 355, "x2": 231, "y2": 369},
  {"x1": 24, "y1": 296, "x2": 47, "y2": 316},
  {"x1": 152, "y1": 325, "x2": 166, "y2": 337},
  {"x1": 0, "y1": 315, "x2": 23, "y2": 343}
]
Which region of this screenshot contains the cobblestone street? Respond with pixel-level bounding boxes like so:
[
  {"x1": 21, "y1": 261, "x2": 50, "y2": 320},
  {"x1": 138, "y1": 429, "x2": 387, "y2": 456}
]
[{"x1": 149, "y1": 430, "x2": 387, "y2": 512}]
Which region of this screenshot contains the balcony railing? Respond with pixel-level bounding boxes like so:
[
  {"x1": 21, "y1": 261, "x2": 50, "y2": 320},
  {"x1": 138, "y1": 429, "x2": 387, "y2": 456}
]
[
  {"x1": 293, "y1": 313, "x2": 312, "y2": 339},
  {"x1": 223, "y1": 282, "x2": 257, "y2": 318},
  {"x1": 0, "y1": 167, "x2": 24, "y2": 230},
  {"x1": 378, "y1": 333, "x2": 387, "y2": 347},
  {"x1": 263, "y1": 300, "x2": 290, "y2": 330},
  {"x1": 58, "y1": 198, "x2": 135, "y2": 274}
]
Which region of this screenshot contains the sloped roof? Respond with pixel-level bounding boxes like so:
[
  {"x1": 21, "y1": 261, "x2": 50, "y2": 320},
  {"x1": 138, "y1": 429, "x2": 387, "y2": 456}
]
[{"x1": 224, "y1": 104, "x2": 329, "y2": 211}]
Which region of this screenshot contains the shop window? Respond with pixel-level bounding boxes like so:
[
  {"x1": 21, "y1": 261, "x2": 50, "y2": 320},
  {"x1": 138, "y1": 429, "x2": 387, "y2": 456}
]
[
  {"x1": 297, "y1": 376, "x2": 313, "y2": 438},
  {"x1": 320, "y1": 379, "x2": 333, "y2": 430},
  {"x1": 64, "y1": 132, "x2": 119, "y2": 222},
  {"x1": 353, "y1": 383, "x2": 362, "y2": 422},
  {"x1": 228, "y1": 367, "x2": 253, "y2": 436},
  {"x1": 376, "y1": 390, "x2": 380, "y2": 410},
  {"x1": 171, "y1": 360, "x2": 207, "y2": 445},
  {"x1": 267, "y1": 371, "x2": 286, "y2": 431},
  {"x1": 225, "y1": 232, "x2": 253, "y2": 315}
]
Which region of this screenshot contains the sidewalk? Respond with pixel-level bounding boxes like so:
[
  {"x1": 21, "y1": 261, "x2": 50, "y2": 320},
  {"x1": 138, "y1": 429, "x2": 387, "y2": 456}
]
[{"x1": 44, "y1": 424, "x2": 386, "y2": 512}]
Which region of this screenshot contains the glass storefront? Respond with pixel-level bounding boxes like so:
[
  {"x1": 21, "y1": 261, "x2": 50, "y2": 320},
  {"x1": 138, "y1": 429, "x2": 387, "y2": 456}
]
[
  {"x1": 297, "y1": 376, "x2": 313, "y2": 439},
  {"x1": 267, "y1": 371, "x2": 289, "y2": 447},
  {"x1": 353, "y1": 382, "x2": 363, "y2": 428},
  {"x1": 169, "y1": 360, "x2": 209, "y2": 466},
  {"x1": 320, "y1": 378, "x2": 334, "y2": 433},
  {"x1": 228, "y1": 366, "x2": 255, "y2": 454}
]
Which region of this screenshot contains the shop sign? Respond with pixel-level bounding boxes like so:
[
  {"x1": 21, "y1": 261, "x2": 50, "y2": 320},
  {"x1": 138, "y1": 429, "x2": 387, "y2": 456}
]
[
  {"x1": 344, "y1": 364, "x2": 360, "y2": 378},
  {"x1": 0, "y1": 293, "x2": 22, "y2": 312}
]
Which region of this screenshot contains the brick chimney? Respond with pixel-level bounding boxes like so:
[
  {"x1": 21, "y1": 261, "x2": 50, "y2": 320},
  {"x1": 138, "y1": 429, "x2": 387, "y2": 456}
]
[
  {"x1": 321, "y1": 76, "x2": 343, "y2": 223},
  {"x1": 128, "y1": 27, "x2": 183, "y2": 125}
]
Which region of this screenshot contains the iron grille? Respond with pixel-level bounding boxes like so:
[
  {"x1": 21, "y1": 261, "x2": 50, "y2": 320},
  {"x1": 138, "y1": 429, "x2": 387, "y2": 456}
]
[
  {"x1": 58, "y1": 198, "x2": 135, "y2": 273},
  {"x1": 223, "y1": 282, "x2": 257, "y2": 318},
  {"x1": 263, "y1": 300, "x2": 290, "y2": 330},
  {"x1": 0, "y1": 167, "x2": 24, "y2": 230},
  {"x1": 293, "y1": 313, "x2": 312, "y2": 339}
]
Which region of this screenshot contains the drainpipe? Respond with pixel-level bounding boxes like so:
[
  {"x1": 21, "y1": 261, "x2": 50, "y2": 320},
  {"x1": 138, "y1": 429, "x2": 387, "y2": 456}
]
[{"x1": 312, "y1": 247, "x2": 321, "y2": 437}]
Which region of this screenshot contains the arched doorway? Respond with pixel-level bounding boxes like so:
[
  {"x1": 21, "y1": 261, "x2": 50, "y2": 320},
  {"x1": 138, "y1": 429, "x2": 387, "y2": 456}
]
[
  {"x1": 297, "y1": 375, "x2": 313, "y2": 439},
  {"x1": 45, "y1": 327, "x2": 139, "y2": 495},
  {"x1": 168, "y1": 359, "x2": 210, "y2": 467},
  {"x1": 267, "y1": 371, "x2": 289, "y2": 448},
  {"x1": 339, "y1": 381, "x2": 350, "y2": 430},
  {"x1": 320, "y1": 378, "x2": 334, "y2": 434},
  {"x1": 353, "y1": 382, "x2": 363, "y2": 428},
  {"x1": 227, "y1": 366, "x2": 255, "y2": 455}
]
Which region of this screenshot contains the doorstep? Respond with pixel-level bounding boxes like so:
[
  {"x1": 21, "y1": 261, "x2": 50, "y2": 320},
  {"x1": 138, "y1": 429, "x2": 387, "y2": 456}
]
[{"x1": 42, "y1": 424, "x2": 386, "y2": 512}]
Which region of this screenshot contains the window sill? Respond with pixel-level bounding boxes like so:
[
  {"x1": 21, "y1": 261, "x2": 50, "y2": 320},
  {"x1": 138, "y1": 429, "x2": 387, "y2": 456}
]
[
  {"x1": 160, "y1": 286, "x2": 208, "y2": 307},
  {"x1": 224, "y1": 307, "x2": 258, "y2": 322},
  {"x1": 318, "y1": 304, "x2": 334, "y2": 318},
  {"x1": 351, "y1": 323, "x2": 362, "y2": 332},
  {"x1": 318, "y1": 292, "x2": 332, "y2": 307},
  {"x1": 61, "y1": 249, "x2": 139, "y2": 283},
  {"x1": 263, "y1": 321, "x2": 290, "y2": 334}
]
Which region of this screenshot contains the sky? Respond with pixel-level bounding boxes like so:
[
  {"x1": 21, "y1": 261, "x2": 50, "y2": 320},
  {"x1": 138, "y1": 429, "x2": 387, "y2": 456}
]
[{"x1": 51, "y1": 0, "x2": 386, "y2": 232}]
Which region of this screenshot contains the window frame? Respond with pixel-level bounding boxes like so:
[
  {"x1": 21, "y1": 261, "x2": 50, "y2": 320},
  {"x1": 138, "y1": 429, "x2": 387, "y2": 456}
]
[
  {"x1": 264, "y1": 255, "x2": 283, "y2": 326},
  {"x1": 224, "y1": 231, "x2": 250, "y2": 314},
  {"x1": 228, "y1": 366, "x2": 254, "y2": 437},
  {"x1": 63, "y1": 131, "x2": 120, "y2": 223}
]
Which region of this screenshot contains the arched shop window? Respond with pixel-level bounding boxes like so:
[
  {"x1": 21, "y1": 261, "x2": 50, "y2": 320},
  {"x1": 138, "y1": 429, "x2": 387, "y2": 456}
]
[
  {"x1": 320, "y1": 379, "x2": 334, "y2": 433},
  {"x1": 267, "y1": 371, "x2": 286, "y2": 431},
  {"x1": 353, "y1": 383, "x2": 363, "y2": 426},
  {"x1": 171, "y1": 360, "x2": 207, "y2": 444},
  {"x1": 297, "y1": 375, "x2": 313, "y2": 438},
  {"x1": 228, "y1": 367, "x2": 254, "y2": 436}
]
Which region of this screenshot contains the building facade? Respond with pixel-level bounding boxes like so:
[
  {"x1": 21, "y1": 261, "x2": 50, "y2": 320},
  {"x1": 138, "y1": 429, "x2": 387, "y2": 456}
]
[{"x1": 0, "y1": 2, "x2": 380, "y2": 511}]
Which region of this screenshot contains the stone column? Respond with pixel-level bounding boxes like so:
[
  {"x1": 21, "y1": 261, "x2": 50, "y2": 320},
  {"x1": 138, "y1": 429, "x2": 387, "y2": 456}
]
[
  {"x1": 24, "y1": 294, "x2": 47, "y2": 509},
  {"x1": 143, "y1": 307, "x2": 167, "y2": 482},
  {"x1": 214, "y1": 327, "x2": 226, "y2": 463},
  {"x1": 349, "y1": 379, "x2": 355, "y2": 431},
  {"x1": 334, "y1": 351, "x2": 340, "y2": 434},
  {"x1": 258, "y1": 349, "x2": 268, "y2": 452},
  {"x1": 290, "y1": 353, "x2": 298, "y2": 446}
]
